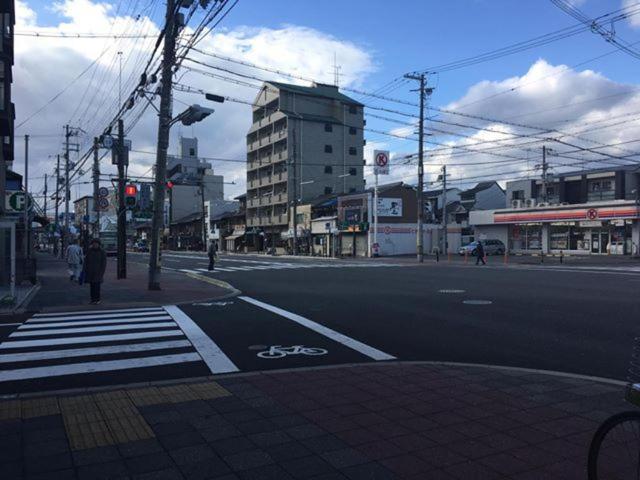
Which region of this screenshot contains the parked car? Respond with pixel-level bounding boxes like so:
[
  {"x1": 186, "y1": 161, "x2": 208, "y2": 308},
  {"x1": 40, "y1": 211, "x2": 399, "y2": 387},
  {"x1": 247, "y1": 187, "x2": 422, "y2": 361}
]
[{"x1": 458, "y1": 239, "x2": 506, "y2": 256}]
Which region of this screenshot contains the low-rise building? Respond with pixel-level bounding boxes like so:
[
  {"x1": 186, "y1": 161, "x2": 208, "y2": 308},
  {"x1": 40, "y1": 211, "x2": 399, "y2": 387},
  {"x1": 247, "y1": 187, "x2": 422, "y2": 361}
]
[{"x1": 470, "y1": 166, "x2": 640, "y2": 255}]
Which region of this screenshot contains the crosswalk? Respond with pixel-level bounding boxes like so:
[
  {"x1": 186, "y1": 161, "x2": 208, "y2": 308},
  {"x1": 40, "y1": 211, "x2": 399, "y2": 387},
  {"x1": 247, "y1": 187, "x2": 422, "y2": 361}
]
[
  {"x1": 175, "y1": 260, "x2": 405, "y2": 275},
  {"x1": 0, "y1": 306, "x2": 238, "y2": 385}
]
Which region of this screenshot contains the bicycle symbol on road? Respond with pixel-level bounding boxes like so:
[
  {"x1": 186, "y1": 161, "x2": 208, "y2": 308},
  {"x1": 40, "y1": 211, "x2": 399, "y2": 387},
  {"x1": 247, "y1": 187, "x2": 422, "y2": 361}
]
[{"x1": 257, "y1": 345, "x2": 328, "y2": 359}]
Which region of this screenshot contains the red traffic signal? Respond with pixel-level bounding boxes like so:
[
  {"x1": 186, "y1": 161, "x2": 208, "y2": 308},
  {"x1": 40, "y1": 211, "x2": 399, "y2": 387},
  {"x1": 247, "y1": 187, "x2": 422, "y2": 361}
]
[
  {"x1": 125, "y1": 184, "x2": 137, "y2": 196},
  {"x1": 166, "y1": 181, "x2": 174, "y2": 189}
]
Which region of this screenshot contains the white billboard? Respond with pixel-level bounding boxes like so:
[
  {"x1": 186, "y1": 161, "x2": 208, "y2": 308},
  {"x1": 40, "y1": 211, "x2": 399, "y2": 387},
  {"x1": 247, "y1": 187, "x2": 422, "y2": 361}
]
[{"x1": 377, "y1": 198, "x2": 402, "y2": 217}]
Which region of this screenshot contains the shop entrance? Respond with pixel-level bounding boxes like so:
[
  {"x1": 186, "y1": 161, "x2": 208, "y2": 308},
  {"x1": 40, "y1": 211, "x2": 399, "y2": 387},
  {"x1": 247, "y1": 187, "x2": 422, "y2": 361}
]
[{"x1": 591, "y1": 230, "x2": 609, "y2": 254}]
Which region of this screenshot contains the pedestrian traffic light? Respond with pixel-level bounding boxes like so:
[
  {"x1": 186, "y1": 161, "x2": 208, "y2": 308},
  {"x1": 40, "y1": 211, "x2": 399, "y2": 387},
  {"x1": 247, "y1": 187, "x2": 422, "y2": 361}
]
[
  {"x1": 125, "y1": 184, "x2": 137, "y2": 209},
  {"x1": 166, "y1": 181, "x2": 174, "y2": 190}
]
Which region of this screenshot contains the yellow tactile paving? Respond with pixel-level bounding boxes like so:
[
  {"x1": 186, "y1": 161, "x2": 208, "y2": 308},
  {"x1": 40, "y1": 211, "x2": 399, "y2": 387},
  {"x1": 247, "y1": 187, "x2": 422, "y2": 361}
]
[
  {"x1": 59, "y1": 395, "x2": 100, "y2": 414},
  {"x1": 104, "y1": 414, "x2": 154, "y2": 444},
  {"x1": 188, "y1": 382, "x2": 232, "y2": 399},
  {"x1": 157, "y1": 384, "x2": 201, "y2": 403},
  {"x1": 21, "y1": 397, "x2": 60, "y2": 418},
  {"x1": 0, "y1": 400, "x2": 21, "y2": 420},
  {"x1": 98, "y1": 405, "x2": 140, "y2": 420},
  {"x1": 126, "y1": 387, "x2": 166, "y2": 406},
  {"x1": 65, "y1": 419, "x2": 115, "y2": 450},
  {"x1": 63, "y1": 411, "x2": 104, "y2": 425}
]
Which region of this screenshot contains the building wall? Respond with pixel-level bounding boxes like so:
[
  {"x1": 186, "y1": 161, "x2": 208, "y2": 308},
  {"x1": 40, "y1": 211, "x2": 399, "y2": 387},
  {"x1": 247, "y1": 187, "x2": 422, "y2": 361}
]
[
  {"x1": 473, "y1": 224, "x2": 509, "y2": 245},
  {"x1": 474, "y1": 183, "x2": 506, "y2": 210}
]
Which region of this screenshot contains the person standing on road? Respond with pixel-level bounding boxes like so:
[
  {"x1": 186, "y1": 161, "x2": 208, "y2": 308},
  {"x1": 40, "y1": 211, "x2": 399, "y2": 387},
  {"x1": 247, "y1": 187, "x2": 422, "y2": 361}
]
[
  {"x1": 475, "y1": 240, "x2": 486, "y2": 266},
  {"x1": 84, "y1": 238, "x2": 107, "y2": 305},
  {"x1": 208, "y1": 240, "x2": 217, "y2": 271},
  {"x1": 65, "y1": 239, "x2": 83, "y2": 282}
]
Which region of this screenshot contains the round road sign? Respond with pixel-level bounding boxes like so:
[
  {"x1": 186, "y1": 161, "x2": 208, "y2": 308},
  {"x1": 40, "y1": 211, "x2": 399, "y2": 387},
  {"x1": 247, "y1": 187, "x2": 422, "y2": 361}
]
[
  {"x1": 98, "y1": 186, "x2": 109, "y2": 197},
  {"x1": 586, "y1": 208, "x2": 598, "y2": 220},
  {"x1": 98, "y1": 197, "x2": 109, "y2": 209},
  {"x1": 375, "y1": 151, "x2": 389, "y2": 167}
]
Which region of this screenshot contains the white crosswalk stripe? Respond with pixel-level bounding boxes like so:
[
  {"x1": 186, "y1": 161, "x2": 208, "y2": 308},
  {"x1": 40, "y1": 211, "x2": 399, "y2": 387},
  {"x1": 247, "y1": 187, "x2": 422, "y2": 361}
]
[
  {"x1": 0, "y1": 306, "x2": 237, "y2": 383},
  {"x1": 173, "y1": 262, "x2": 405, "y2": 276}
]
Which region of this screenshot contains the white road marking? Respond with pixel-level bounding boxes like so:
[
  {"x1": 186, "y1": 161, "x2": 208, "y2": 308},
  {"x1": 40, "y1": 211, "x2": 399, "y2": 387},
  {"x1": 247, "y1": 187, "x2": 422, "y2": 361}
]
[
  {"x1": 27, "y1": 312, "x2": 171, "y2": 324},
  {"x1": 0, "y1": 323, "x2": 23, "y2": 327},
  {"x1": 0, "y1": 330, "x2": 184, "y2": 349},
  {"x1": 0, "y1": 340, "x2": 193, "y2": 363},
  {"x1": 33, "y1": 307, "x2": 163, "y2": 318},
  {"x1": 0, "y1": 353, "x2": 202, "y2": 382},
  {"x1": 10, "y1": 321, "x2": 177, "y2": 337},
  {"x1": 163, "y1": 305, "x2": 239, "y2": 374},
  {"x1": 239, "y1": 296, "x2": 396, "y2": 361},
  {"x1": 20, "y1": 316, "x2": 172, "y2": 329}
]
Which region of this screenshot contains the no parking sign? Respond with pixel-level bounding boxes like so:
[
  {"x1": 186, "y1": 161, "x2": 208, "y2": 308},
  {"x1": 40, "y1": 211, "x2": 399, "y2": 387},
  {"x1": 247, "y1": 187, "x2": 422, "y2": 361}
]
[{"x1": 374, "y1": 150, "x2": 390, "y2": 175}]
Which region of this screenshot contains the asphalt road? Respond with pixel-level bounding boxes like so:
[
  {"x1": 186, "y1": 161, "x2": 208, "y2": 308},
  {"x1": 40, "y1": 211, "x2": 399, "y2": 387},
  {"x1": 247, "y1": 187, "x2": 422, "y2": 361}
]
[{"x1": 0, "y1": 252, "x2": 637, "y2": 394}]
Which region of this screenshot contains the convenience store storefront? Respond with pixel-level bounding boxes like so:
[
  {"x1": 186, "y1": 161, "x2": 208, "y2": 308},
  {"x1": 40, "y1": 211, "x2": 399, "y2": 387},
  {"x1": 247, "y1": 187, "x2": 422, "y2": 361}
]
[{"x1": 470, "y1": 201, "x2": 640, "y2": 255}]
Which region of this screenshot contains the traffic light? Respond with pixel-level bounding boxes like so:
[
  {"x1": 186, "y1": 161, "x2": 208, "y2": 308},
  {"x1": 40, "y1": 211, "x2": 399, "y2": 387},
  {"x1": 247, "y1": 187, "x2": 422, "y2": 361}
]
[
  {"x1": 125, "y1": 184, "x2": 137, "y2": 209},
  {"x1": 166, "y1": 181, "x2": 174, "y2": 190},
  {"x1": 180, "y1": 105, "x2": 214, "y2": 126}
]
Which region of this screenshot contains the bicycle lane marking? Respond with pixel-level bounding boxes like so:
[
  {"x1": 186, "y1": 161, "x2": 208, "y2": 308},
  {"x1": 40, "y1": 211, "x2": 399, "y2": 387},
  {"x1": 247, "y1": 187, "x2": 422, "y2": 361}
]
[
  {"x1": 239, "y1": 296, "x2": 396, "y2": 361},
  {"x1": 179, "y1": 300, "x2": 394, "y2": 372}
]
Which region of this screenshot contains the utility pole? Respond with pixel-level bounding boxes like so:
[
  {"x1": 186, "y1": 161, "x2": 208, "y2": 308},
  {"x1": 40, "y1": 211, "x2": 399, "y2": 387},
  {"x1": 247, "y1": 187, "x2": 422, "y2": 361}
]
[
  {"x1": 404, "y1": 72, "x2": 428, "y2": 262},
  {"x1": 93, "y1": 137, "x2": 100, "y2": 239},
  {"x1": 54, "y1": 154, "x2": 60, "y2": 255},
  {"x1": 292, "y1": 126, "x2": 298, "y2": 255},
  {"x1": 117, "y1": 119, "x2": 126, "y2": 279},
  {"x1": 200, "y1": 181, "x2": 206, "y2": 251},
  {"x1": 43, "y1": 174, "x2": 47, "y2": 226},
  {"x1": 148, "y1": 0, "x2": 176, "y2": 290},
  {"x1": 442, "y1": 165, "x2": 448, "y2": 255},
  {"x1": 0, "y1": 126, "x2": 4, "y2": 217},
  {"x1": 542, "y1": 145, "x2": 549, "y2": 203},
  {"x1": 64, "y1": 125, "x2": 70, "y2": 254},
  {"x1": 23, "y1": 134, "x2": 29, "y2": 259}
]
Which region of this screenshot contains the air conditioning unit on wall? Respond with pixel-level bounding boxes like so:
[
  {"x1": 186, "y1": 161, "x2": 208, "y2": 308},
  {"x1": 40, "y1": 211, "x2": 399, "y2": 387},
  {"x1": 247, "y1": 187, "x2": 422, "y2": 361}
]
[
  {"x1": 511, "y1": 200, "x2": 523, "y2": 208},
  {"x1": 525, "y1": 198, "x2": 536, "y2": 208}
]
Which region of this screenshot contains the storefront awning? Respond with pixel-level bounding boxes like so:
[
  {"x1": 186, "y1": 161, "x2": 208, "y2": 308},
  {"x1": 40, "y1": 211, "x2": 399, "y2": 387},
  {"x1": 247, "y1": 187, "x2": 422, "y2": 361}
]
[{"x1": 225, "y1": 229, "x2": 245, "y2": 241}]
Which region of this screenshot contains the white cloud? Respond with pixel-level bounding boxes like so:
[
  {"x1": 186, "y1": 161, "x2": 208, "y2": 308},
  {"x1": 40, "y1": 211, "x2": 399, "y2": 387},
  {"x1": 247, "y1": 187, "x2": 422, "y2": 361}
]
[
  {"x1": 12, "y1": 0, "x2": 376, "y2": 202},
  {"x1": 622, "y1": 0, "x2": 640, "y2": 28}
]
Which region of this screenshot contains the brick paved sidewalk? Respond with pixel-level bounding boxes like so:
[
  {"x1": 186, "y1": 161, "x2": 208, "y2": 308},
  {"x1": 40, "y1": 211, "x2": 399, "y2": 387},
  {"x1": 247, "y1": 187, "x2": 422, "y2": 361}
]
[{"x1": 0, "y1": 362, "x2": 627, "y2": 479}]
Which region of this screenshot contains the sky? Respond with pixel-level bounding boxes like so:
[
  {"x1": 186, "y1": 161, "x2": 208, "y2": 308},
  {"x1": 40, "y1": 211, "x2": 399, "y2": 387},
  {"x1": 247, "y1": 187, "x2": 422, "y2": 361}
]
[{"x1": 11, "y1": 0, "x2": 640, "y2": 207}]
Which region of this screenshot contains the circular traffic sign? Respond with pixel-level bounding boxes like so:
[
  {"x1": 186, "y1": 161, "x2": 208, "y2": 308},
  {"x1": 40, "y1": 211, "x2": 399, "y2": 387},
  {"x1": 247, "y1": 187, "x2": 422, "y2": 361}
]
[
  {"x1": 98, "y1": 186, "x2": 109, "y2": 197},
  {"x1": 8, "y1": 192, "x2": 30, "y2": 211},
  {"x1": 98, "y1": 197, "x2": 109, "y2": 209},
  {"x1": 375, "y1": 152, "x2": 389, "y2": 167},
  {"x1": 102, "y1": 135, "x2": 114, "y2": 149}
]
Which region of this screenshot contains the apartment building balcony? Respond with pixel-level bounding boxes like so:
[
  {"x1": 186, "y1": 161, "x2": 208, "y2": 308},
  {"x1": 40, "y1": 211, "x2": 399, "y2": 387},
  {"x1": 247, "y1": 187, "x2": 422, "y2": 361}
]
[
  {"x1": 272, "y1": 170, "x2": 288, "y2": 184},
  {"x1": 272, "y1": 191, "x2": 287, "y2": 205},
  {"x1": 271, "y1": 214, "x2": 287, "y2": 225}
]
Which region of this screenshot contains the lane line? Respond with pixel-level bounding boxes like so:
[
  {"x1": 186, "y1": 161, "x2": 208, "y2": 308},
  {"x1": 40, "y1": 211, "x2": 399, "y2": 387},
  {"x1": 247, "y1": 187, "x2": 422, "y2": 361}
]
[
  {"x1": 0, "y1": 353, "x2": 202, "y2": 382},
  {"x1": 238, "y1": 296, "x2": 396, "y2": 361},
  {"x1": 0, "y1": 340, "x2": 193, "y2": 364},
  {"x1": 163, "y1": 306, "x2": 239, "y2": 374},
  {"x1": 0, "y1": 330, "x2": 184, "y2": 349},
  {"x1": 26, "y1": 313, "x2": 172, "y2": 324},
  {"x1": 11, "y1": 322, "x2": 177, "y2": 337},
  {"x1": 33, "y1": 307, "x2": 163, "y2": 318}
]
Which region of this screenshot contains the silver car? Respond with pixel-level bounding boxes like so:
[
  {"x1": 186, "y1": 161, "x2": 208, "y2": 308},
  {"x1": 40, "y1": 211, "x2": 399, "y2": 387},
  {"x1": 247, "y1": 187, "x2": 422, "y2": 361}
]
[{"x1": 458, "y1": 239, "x2": 506, "y2": 256}]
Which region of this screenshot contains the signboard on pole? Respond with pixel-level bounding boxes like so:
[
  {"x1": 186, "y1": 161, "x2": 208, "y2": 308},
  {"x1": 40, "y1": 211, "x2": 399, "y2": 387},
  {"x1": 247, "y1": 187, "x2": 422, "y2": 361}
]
[
  {"x1": 4, "y1": 191, "x2": 31, "y2": 213},
  {"x1": 373, "y1": 150, "x2": 390, "y2": 175}
]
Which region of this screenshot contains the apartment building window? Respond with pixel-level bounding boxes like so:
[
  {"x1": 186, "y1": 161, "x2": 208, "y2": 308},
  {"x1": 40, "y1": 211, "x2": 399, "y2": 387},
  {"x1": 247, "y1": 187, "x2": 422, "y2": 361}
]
[
  {"x1": 349, "y1": 127, "x2": 357, "y2": 135},
  {"x1": 324, "y1": 123, "x2": 333, "y2": 132},
  {"x1": 349, "y1": 187, "x2": 357, "y2": 193},
  {"x1": 349, "y1": 168, "x2": 357, "y2": 176},
  {"x1": 324, "y1": 186, "x2": 333, "y2": 195},
  {"x1": 348, "y1": 105, "x2": 357, "y2": 114},
  {"x1": 324, "y1": 144, "x2": 333, "y2": 153},
  {"x1": 189, "y1": 148, "x2": 196, "y2": 156},
  {"x1": 324, "y1": 165, "x2": 333, "y2": 174},
  {"x1": 588, "y1": 179, "x2": 615, "y2": 201},
  {"x1": 512, "y1": 190, "x2": 524, "y2": 201},
  {"x1": 349, "y1": 147, "x2": 357, "y2": 156}
]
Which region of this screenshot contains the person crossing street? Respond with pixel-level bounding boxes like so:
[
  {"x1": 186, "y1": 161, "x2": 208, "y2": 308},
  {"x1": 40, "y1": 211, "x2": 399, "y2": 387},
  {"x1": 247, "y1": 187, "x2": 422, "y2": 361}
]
[
  {"x1": 83, "y1": 238, "x2": 107, "y2": 304},
  {"x1": 65, "y1": 239, "x2": 83, "y2": 282},
  {"x1": 208, "y1": 240, "x2": 217, "y2": 271},
  {"x1": 476, "y1": 240, "x2": 486, "y2": 265}
]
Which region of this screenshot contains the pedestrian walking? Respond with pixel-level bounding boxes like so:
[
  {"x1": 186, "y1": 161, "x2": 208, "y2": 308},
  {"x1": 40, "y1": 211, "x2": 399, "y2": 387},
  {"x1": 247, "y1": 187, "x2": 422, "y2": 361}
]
[
  {"x1": 65, "y1": 239, "x2": 83, "y2": 282},
  {"x1": 475, "y1": 240, "x2": 486, "y2": 265},
  {"x1": 207, "y1": 240, "x2": 217, "y2": 271},
  {"x1": 83, "y1": 238, "x2": 107, "y2": 305}
]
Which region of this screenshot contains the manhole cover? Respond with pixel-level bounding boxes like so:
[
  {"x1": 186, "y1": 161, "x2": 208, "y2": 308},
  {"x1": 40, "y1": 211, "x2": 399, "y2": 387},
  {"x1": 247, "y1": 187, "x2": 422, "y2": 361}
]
[
  {"x1": 248, "y1": 345, "x2": 268, "y2": 351},
  {"x1": 463, "y1": 300, "x2": 493, "y2": 305},
  {"x1": 439, "y1": 289, "x2": 466, "y2": 294}
]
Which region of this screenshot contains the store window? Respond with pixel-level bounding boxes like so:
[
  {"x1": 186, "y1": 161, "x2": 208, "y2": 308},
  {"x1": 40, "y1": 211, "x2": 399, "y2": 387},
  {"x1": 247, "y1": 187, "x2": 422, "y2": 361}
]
[
  {"x1": 509, "y1": 224, "x2": 542, "y2": 251},
  {"x1": 550, "y1": 225, "x2": 569, "y2": 250},
  {"x1": 588, "y1": 178, "x2": 615, "y2": 201}
]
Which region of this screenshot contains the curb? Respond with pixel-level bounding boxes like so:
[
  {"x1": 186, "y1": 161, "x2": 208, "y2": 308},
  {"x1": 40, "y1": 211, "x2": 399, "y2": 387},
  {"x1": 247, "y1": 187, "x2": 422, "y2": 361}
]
[
  {"x1": 184, "y1": 272, "x2": 241, "y2": 297},
  {"x1": 0, "y1": 283, "x2": 40, "y2": 316},
  {"x1": 2, "y1": 360, "x2": 625, "y2": 400}
]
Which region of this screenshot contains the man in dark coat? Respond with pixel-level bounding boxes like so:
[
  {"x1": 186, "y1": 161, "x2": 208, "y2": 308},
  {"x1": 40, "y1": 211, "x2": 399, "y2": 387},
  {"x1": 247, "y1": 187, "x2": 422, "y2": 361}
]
[
  {"x1": 84, "y1": 238, "x2": 107, "y2": 304},
  {"x1": 475, "y1": 240, "x2": 486, "y2": 265},
  {"x1": 207, "y1": 240, "x2": 217, "y2": 271}
]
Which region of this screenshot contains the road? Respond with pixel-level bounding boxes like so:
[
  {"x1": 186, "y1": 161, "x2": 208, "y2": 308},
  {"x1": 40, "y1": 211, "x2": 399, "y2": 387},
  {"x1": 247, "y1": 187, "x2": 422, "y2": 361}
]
[{"x1": 1, "y1": 251, "x2": 638, "y2": 394}]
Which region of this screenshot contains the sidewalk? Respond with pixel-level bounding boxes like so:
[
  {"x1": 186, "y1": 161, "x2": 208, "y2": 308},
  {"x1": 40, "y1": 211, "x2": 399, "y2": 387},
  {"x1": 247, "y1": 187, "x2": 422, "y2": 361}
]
[
  {"x1": 0, "y1": 362, "x2": 626, "y2": 479},
  {"x1": 26, "y1": 253, "x2": 236, "y2": 313}
]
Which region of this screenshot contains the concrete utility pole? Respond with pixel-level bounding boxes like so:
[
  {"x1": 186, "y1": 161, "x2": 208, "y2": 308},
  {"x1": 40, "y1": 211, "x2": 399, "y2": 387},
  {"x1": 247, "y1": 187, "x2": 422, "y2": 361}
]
[
  {"x1": 542, "y1": 145, "x2": 549, "y2": 203},
  {"x1": 292, "y1": 126, "x2": 298, "y2": 255},
  {"x1": 148, "y1": 0, "x2": 176, "y2": 290},
  {"x1": 404, "y1": 72, "x2": 428, "y2": 262},
  {"x1": 442, "y1": 165, "x2": 447, "y2": 255},
  {"x1": 200, "y1": 182, "x2": 206, "y2": 251},
  {"x1": 92, "y1": 137, "x2": 100, "y2": 238},
  {"x1": 54, "y1": 154, "x2": 60, "y2": 251},
  {"x1": 43, "y1": 174, "x2": 47, "y2": 225},
  {"x1": 0, "y1": 128, "x2": 4, "y2": 217},
  {"x1": 64, "y1": 125, "x2": 70, "y2": 253},
  {"x1": 117, "y1": 119, "x2": 126, "y2": 279},
  {"x1": 23, "y1": 134, "x2": 29, "y2": 259}
]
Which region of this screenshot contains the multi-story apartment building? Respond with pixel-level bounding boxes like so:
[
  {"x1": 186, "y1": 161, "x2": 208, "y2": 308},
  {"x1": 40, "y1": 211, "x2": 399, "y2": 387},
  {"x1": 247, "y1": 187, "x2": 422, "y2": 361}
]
[
  {"x1": 0, "y1": 0, "x2": 14, "y2": 182},
  {"x1": 470, "y1": 165, "x2": 640, "y2": 255},
  {"x1": 245, "y1": 81, "x2": 366, "y2": 245}
]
